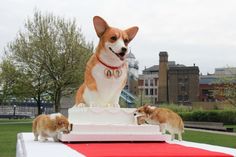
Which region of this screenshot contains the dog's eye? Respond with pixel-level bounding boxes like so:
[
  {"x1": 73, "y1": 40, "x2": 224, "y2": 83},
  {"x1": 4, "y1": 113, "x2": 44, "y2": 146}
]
[{"x1": 110, "y1": 36, "x2": 117, "y2": 41}]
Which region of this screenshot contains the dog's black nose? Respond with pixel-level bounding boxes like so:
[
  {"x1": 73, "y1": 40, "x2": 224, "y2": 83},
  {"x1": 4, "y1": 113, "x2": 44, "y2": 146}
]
[
  {"x1": 121, "y1": 47, "x2": 127, "y2": 53},
  {"x1": 133, "y1": 113, "x2": 137, "y2": 116}
]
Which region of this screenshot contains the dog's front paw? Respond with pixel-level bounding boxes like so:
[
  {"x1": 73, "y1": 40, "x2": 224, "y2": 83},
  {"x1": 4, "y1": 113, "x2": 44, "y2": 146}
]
[
  {"x1": 75, "y1": 103, "x2": 86, "y2": 107},
  {"x1": 40, "y1": 137, "x2": 48, "y2": 142},
  {"x1": 53, "y1": 137, "x2": 59, "y2": 142}
]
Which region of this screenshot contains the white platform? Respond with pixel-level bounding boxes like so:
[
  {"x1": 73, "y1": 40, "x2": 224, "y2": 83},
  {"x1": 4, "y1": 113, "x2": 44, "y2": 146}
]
[
  {"x1": 17, "y1": 133, "x2": 236, "y2": 157},
  {"x1": 17, "y1": 133, "x2": 85, "y2": 157}
]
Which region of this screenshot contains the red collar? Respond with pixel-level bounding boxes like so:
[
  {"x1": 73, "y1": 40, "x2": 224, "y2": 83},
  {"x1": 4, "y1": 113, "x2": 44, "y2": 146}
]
[{"x1": 96, "y1": 55, "x2": 125, "y2": 70}]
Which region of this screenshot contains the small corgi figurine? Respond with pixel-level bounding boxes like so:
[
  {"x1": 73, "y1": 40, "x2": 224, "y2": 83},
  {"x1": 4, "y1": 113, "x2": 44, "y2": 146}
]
[
  {"x1": 134, "y1": 105, "x2": 184, "y2": 141},
  {"x1": 32, "y1": 113, "x2": 71, "y2": 142}
]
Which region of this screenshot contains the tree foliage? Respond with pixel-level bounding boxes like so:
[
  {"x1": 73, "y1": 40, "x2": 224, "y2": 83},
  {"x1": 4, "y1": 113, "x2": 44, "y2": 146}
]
[
  {"x1": 214, "y1": 76, "x2": 236, "y2": 105},
  {"x1": 0, "y1": 59, "x2": 26, "y2": 103},
  {"x1": 133, "y1": 90, "x2": 152, "y2": 108},
  {"x1": 2, "y1": 11, "x2": 93, "y2": 113}
]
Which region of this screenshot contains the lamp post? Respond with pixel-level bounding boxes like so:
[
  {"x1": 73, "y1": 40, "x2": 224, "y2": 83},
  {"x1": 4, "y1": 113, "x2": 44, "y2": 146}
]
[
  {"x1": 13, "y1": 105, "x2": 16, "y2": 118},
  {"x1": 40, "y1": 106, "x2": 43, "y2": 114}
]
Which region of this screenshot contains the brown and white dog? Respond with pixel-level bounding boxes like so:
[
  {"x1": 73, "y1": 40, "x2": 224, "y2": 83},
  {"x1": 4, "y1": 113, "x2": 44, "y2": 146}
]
[
  {"x1": 32, "y1": 113, "x2": 71, "y2": 142},
  {"x1": 134, "y1": 105, "x2": 184, "y2": 141},
  {"x1": 75, "y1": 16, "x2": 138, "y2": 107}
]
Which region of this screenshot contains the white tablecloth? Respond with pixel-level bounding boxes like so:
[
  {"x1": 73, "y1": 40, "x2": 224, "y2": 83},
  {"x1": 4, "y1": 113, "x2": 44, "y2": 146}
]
[
  {"x1": 168, "y1": 140, "x2": 236, "y2": 157},
  {"x1": 17, "y1": 133, "x2": 236, "y2": 157},
  {"x1": 16, "y1": 133, "x2": 85, "y2": 157}
]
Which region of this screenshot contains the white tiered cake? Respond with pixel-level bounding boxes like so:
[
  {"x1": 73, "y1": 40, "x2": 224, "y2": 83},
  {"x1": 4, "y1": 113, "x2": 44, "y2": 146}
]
[{"x1": 58, "y1": 106, "x2": 171, "y2": 142}]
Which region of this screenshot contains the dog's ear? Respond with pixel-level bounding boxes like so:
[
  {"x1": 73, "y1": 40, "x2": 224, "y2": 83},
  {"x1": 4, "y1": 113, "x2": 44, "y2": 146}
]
[
  {"x1": 125, "y1": 26, "x2": 139, "y2": 42},
  {"x1": 93, "y1": 16, "x2": 109, "y2": 38}
]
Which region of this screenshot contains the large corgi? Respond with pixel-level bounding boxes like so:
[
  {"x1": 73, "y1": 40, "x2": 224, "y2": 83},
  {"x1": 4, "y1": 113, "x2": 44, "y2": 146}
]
[{"x1": 75, "y1": 16, "x2": 138, "y2": 107}]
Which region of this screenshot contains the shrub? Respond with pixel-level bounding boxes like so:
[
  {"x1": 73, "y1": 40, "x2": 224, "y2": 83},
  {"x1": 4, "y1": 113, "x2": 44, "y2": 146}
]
[
  {"x1": 159, "y1": 103, "x2": 192, "y2": 113},
  {"x1": 179, "y1": 110, "x2": 236, "y2": 124}
]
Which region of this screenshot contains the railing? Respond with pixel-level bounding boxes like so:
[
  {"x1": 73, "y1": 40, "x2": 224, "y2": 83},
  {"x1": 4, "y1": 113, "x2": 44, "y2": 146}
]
[
  {"x1": 0, "y1": 105, "x2": 53, "y2": 118},
  {"x1": 120, "y1": 90, "x2": 136, "y2": 107}
]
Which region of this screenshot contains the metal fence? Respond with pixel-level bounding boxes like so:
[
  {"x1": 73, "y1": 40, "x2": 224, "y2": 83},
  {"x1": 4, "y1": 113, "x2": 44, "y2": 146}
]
[{"x1": 0, "y1": 105, "x2": 54, "y2": 118}]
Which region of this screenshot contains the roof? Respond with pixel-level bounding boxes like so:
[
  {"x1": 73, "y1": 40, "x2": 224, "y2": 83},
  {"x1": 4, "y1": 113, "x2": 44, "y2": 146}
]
[
  {"x1": 199, "y1": 76, "x2": 218, "y2": 84},
  {"x1": 127, "y1": 51, "x2": 135, "y2": 59},
  {"x1": 143, "y1": 65, "x2": 159, "y2": 73},
  {"x1": 199, "y1": 75, "x2": 236, "y2": 84},
  {"x1": 142, "y1": 61, "x2": 186, "y2": 74}
]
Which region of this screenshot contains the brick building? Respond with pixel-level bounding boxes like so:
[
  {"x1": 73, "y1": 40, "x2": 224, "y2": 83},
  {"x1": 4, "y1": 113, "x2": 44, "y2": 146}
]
[
  {"x1": 138, "y1": 66, "x2": 159, "y2": 104},
  {"x1": 138, "y1": 51, "x2": 199, "y2": 105},
  {"x1": 199, "y1": 68, "x2": 236, "y2": 102}
]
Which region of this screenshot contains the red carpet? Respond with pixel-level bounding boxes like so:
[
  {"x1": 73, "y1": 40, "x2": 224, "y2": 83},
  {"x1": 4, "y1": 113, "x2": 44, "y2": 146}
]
[{"x1": 65, "y1": 142, "x2": 233, "y2": 157}]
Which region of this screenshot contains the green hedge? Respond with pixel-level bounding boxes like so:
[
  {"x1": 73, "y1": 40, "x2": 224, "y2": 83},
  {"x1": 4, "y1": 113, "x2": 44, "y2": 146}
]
[{"x1": 179, "y1": 110, "x2": 236, "y2": 124}]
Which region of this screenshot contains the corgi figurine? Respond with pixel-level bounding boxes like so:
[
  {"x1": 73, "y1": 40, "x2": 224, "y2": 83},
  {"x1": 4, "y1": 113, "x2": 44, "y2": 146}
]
[
  {"x1": 75, "y1": 16, "x2": 138, "y2": 107},
  {"x1": 134, "y1": 105, "x2": 184, "y2": 141},
  {"x1": 32, "y1": 113, "x2": 71, "y2": 142}
]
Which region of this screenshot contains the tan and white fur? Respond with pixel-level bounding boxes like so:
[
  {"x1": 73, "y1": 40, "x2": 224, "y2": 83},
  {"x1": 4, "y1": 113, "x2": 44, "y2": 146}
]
[
  {"x1": 32, "y1": 113, "x2": 71, "y2": 142},
  {"x1": 75, "y1": 16, "x2": 138, "y2": 107},
  {"x1": 134, "y1": 105, "x2": 184, "y2": 141}
]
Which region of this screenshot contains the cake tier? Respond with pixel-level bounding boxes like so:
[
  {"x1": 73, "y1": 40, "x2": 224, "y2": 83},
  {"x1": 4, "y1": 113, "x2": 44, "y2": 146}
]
[
  {"x1": 62, "y1": 106, "x2": 171, "y2": 142},
  {"x1": 71, "y1": 124, "x2": 160, "y2": 134},
  {"x1": 59, "y1": 131, "x2": 171, "y2": 142},
  {"x1": 59, "y1": 123, "x2": 171, "y2": 142},
  {"x1": 68, "y1": 106, "x2": 136, "y2": 125}
]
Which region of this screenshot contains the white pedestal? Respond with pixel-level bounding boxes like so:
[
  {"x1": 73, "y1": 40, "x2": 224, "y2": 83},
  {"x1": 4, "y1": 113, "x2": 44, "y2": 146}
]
[{"x1": 58, "y1": 107, "x2": 171, "y2": 142}]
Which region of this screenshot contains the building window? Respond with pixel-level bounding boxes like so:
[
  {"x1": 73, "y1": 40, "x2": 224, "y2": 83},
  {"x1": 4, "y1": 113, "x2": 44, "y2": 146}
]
[
  {"x1": 145, "y1": 89, "x2": 149, "y2": 95},
  {"x1": 145, "y1": 80, "x2": 148, "y2": 86},
  {"x1": 184, "y1": 95, "x2": 189, "y2": 101},
  {"x1": 178, "y1": 78, "x2": 182, "y2": 83},
  {"x1": 181, "y1": 86, "x2": 186, "y2": 91},
  {"x1": 138, "y1": 80, "x2": 144, "y2": 86},
  {"x1": 177, "y1": 95, "x2": 183, "y2": 101},
  {"x1": 154, "y1": 78, "x2": 158, "y2": 86},
  {"x1": 150, "y1": 89, "x2": 154, "y2": 95},
  {"x1": 150, "y1": 79, "x2": 154, "y2": 86},
  {"x1": 155, "y1": 89, "x2": 158, "y2": 95}
]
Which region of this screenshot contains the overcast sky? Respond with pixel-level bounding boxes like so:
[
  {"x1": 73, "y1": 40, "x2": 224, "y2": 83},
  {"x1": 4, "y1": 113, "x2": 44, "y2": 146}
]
[{"x1": 1, "y1": 0, "x2": 236, "y2": 74}]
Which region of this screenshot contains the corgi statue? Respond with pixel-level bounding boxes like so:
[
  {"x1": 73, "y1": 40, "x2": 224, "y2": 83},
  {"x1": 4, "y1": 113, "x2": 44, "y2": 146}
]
[{"x1": 75, "y1": 16, "x2": 138, "y2": 107}]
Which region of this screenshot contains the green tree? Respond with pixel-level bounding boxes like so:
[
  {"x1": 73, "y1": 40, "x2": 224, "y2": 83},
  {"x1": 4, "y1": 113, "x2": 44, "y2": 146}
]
[
  {"x1": 0, "y1": 58, "x2": 49, "y2": 115},
  {"x1": 214, "y1": 75, "x2": 236, "y2": 105},
  {"x1": 5, "y1": 11, "x2": 93, "y2": 112},
  {"x1": 0, "y1": 59, "x2": 22, "y2": 103},
  {"x1": 134, "y1": 89, "x2": 152, "y2": 107}
]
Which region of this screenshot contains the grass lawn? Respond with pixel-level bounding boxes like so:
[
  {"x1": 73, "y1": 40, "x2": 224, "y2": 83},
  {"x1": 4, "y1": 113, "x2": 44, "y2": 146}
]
[
  {"x1": 183, "y1": 130, "x2": 236, "y2": 148},
  {"x1": 0, "y1": 118, "x2": 32, "y2": 123},
  {"x1": 224, "y1": 125, "x2": 236, "y2": 132},
  {"x1": 0, "y1": 119, "x2": 236, "y2": 157},
  {"x1": 0, "y1": 119, "x2": 32, "y2": 157}
]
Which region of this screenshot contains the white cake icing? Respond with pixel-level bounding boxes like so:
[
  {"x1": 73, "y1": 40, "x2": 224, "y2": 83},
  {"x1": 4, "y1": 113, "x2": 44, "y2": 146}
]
[
  {"x1": 71, "y1": 124, "x2": 160, "y2": 134},
  {"x1": 58, "y1": 106, "x2": 171, "y2": 142},
  {"x1": 68, "y1": 106, "x2": 136, "y2": 125}
]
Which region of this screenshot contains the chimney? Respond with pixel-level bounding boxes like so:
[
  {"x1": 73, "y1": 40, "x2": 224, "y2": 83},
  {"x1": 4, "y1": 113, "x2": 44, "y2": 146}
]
[{"x1": 158, "y1": 51, "x2": 168, "y2": 103}]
